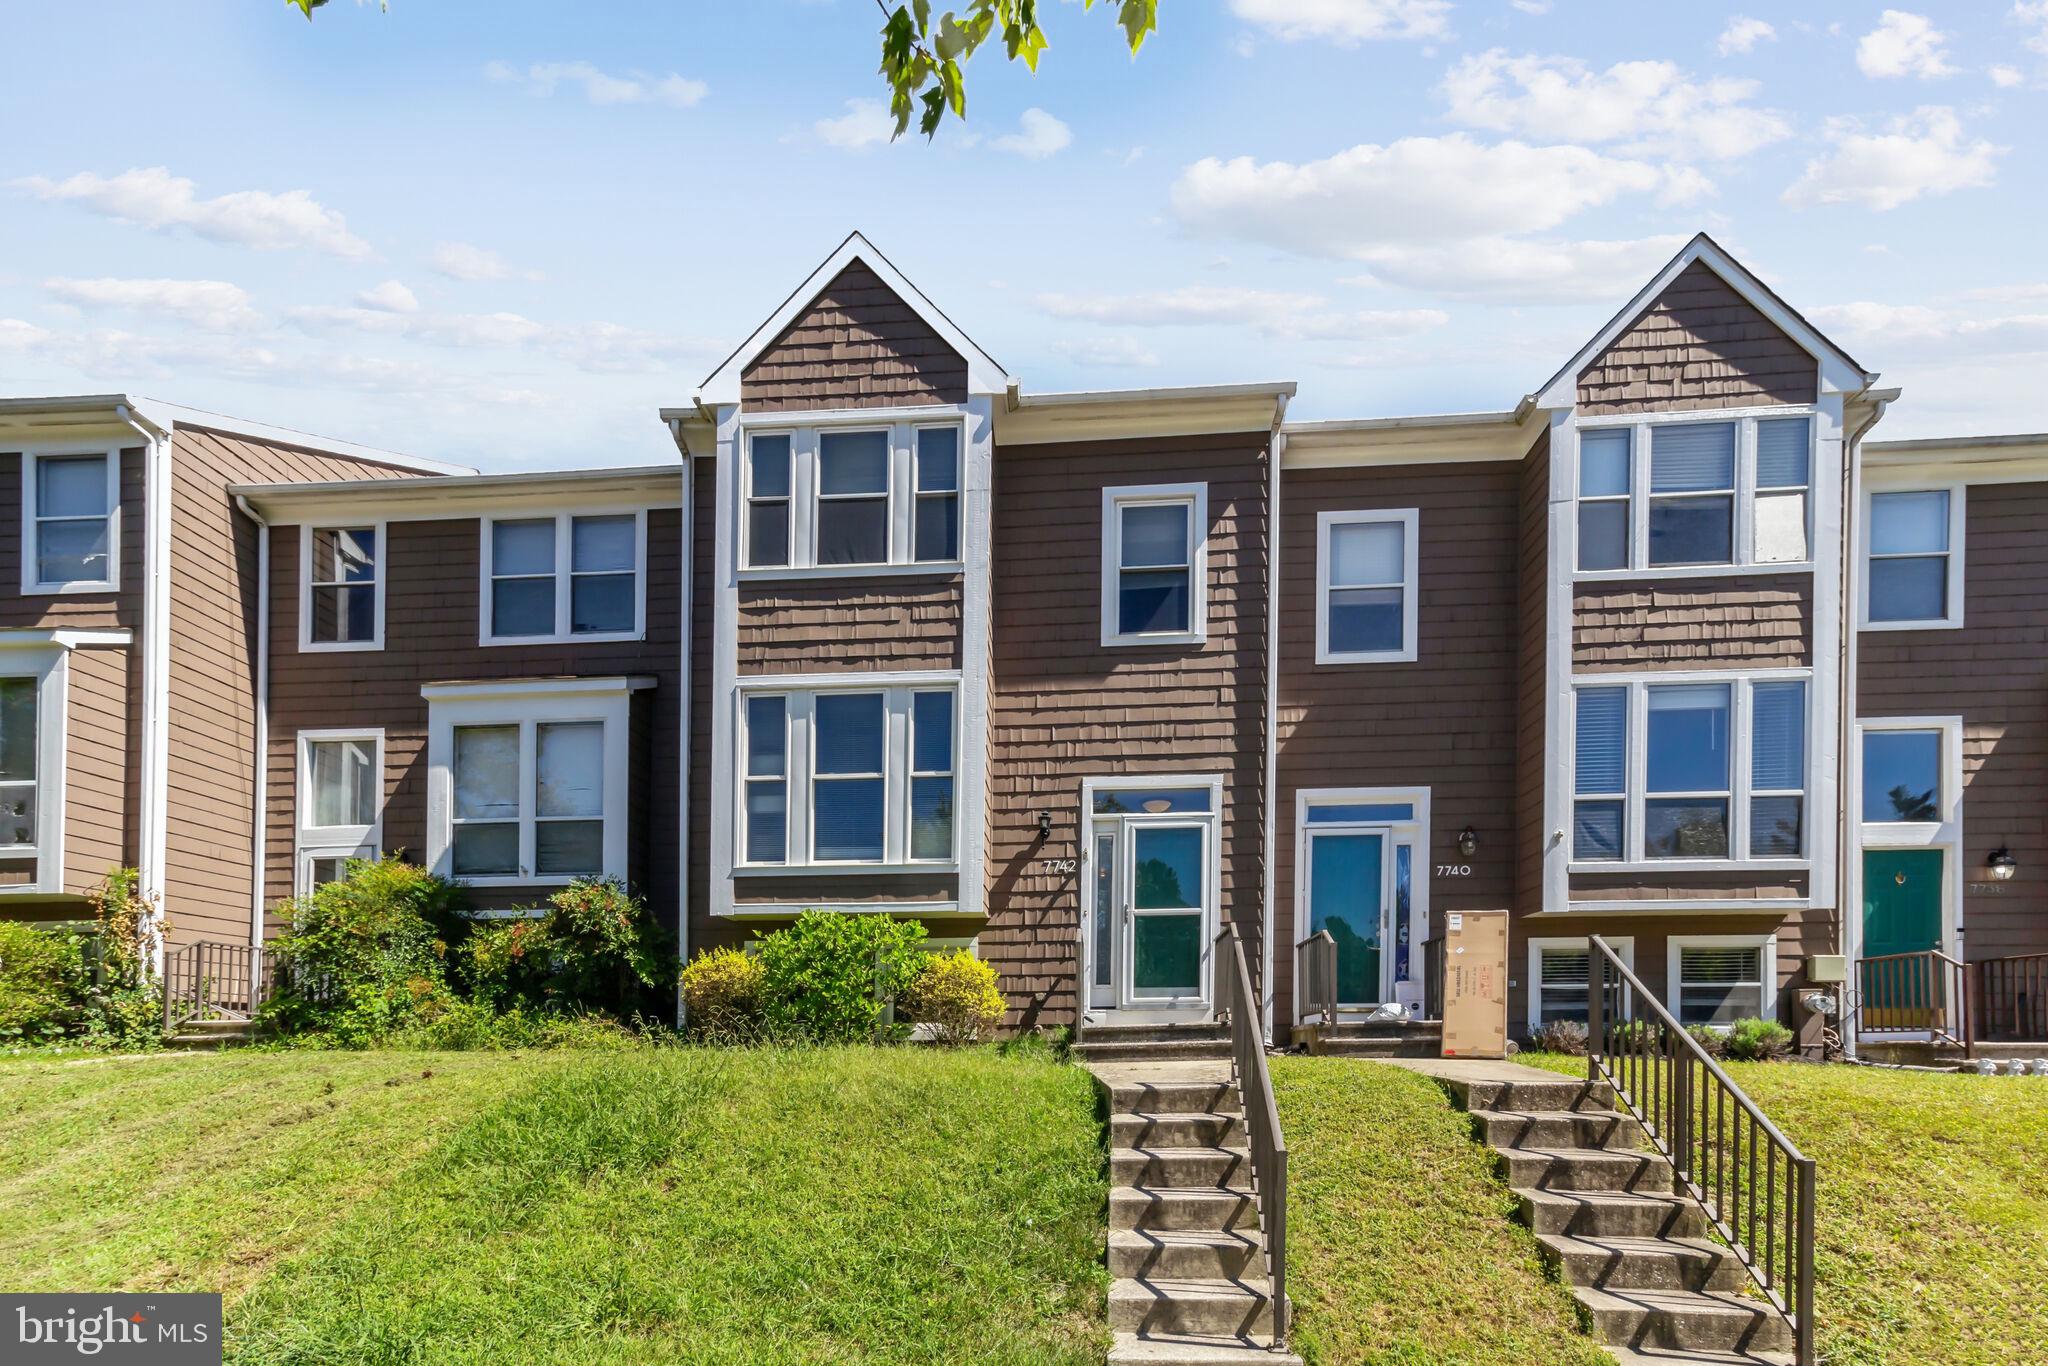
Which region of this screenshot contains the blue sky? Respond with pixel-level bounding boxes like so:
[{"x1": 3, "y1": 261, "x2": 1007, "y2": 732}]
[{"x1": 4, "y1": 1, "x2": 2046, "y2": 470}]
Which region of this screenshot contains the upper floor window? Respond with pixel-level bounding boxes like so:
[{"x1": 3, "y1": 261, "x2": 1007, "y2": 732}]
[
  {"x1": 23, "y1": 450, "x2": 119, "y2": 593},
  {"x1": 302, "y1": 525, "x2": 382, "y2": 651},
  {"x1": 1316, "y1": 509, "x2": 1418, "y2": 664},
  {"x1": 483, "y1": 511, "x2": 644, "y2": 645},
  {"x1": 1101, "y1": 482, "x2": 1207, "y2": 648},
  {"x1": 1575, "y1": 414, "x2": 1813, "y2": 574},
  {"x1": 1862, "y1": 486, "x2": 1962, "y2": 630},
  {"x1": 1572, "y1": 674, "x2": 1808, "y2": 866},
  {"x1": 739, "y1": 419, "x2": 968, "y2": 573}
]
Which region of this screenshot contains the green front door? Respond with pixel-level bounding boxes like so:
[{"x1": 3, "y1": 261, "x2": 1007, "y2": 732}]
[{"x1": 1862, "y1": 849, "x2": 1945, "y2": 1024}]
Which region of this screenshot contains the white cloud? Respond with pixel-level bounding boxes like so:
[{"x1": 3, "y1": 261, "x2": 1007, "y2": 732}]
[
  {"x1": 1343, "y1": 234, "x2": 1691, "y2": 303},
  {"x1": 1440, "y1": 50, "x2": 1790, "y2": 160},
  {"x1": 1226, "y1": 0, "x2": 1450, "y2": 44},
  {"x1": 1989, "y1": 64, "x2": 2025, "y2": 87},
  {"x1": 287, "y1": 300, "x2": 707, "y2": 375},
  {"x1": 428, "y1": 242, "x2": 541, "y2": 283},
  {"x1": 42, "y1": 276, "x2": 261, "y2": 331},
  {"x1": 1510, "y1": 1, "x2": 1552, "y2": 15},
  {"x1": 356, "y1": 280, "x2": 419, "y2": 314},
  {"x1": 1784, "y1": 107, "x2": 2000, "y2": 211},
  {"x1": 1171, "y1": 134, "x2": 1705, "y2": 264},
  {"x1": 0, "y1": 319, "x2": 51, "y2": 352},
  {"x1": 13, "y1": 167, "x2": 371, "y2": 258},
  {"x1": 2019, "y1": 2, "x2": 2048, "y2": 54},
  {"x1": 1055, "y1": 336, "x2": 1160, "y2": 368},
  {"x1": 485, "y1": 60, "x2": 706, "y2": 107},
  {"x1": 814, "y1": 98, "x2": 897, "y2": 151},
  {"x1": 1856, "y1": 11, "x2": 1957, "y2": 79},
  {"x1": 1718, "y1": 17, "x2": 1776, "y2": 55},
  {"x1": 991, "y1": 108, "x2": 1073, "y2": 159},
  {"x1": 1035, "y1": 284, "x2": 1447, "y2": 340}
]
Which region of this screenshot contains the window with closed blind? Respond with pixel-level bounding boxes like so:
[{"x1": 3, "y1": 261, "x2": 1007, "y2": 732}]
[
  {"x1": 1670, "y1": 938, "x2": 1774, "y2": 1027},
  {"x1": 1527, "y1": 937, "x2": 1635, "y2": 1031}
]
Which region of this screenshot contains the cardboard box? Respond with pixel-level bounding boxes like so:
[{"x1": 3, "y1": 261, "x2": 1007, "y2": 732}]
[{"x1": 1440, "y1": 910, "x2": 1508, "y2": 1059}]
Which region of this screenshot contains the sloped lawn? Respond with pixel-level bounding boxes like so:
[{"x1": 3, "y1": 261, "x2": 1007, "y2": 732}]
[
  {"x1": 0, "y1": 1046, "x2": 1107, "y2": 1365},
  {"x1": 1271, "y1": 1056, "x2": 1609, "y2": 1366},
  {"x1": 1521, "y1": 1052, "x2": 2048, "y2": 1365}
]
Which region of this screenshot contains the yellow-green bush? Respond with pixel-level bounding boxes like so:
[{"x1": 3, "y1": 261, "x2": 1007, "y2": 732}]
[
  {"x1": 903, "y1": 950, "x2": 1007, "y2": 1045},
  {"x1": 680, "y1": 946, "x2": 763, "y2": 1036}
]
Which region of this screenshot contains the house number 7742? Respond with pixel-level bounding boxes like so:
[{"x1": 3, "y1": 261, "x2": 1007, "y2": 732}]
[{"x1": 1435, "y1": 864, "x2": 1473, "y2": 878}]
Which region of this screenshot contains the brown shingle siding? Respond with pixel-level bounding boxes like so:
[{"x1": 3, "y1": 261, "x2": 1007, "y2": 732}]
[
  {"x1": 63, "y1": 644, "x2": 136, "y2": 895},
  {"x1": 736, "y1": 579, "x2": 962, "y2": 674},
  {"x1": 741, "y1": 262, "x2": 969, "y2": 411},
  {"x1": 1572, "y1": 576, "x2": 1812, "y2": 671},
  {"x1": 1578, "y1": 261, "x2": 1817, "y2": 414}
]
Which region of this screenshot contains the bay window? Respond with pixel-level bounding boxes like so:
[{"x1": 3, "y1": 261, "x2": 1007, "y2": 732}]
[
  {"x1": 24, "y1": 449, "x2": 119, "y2": 593},
  {"x1": 1863, "y1": 486, "x2": 1962, "y2": 629},
  {"x1": 1102, "y1": 483, "x2": 1206, "y2": 647},
  {"x1": 483, "y1": 512, "x2": 644, "y2": 644},
  {"x1": 1571, "y1": 674, "x2": 1809, "y2": 865},
  {"x1": 0, "y1": 679, "x2": 38, "y2": 853},
  {"x1": 738, "y1": 419, "x2": 969, "y2": 573}
]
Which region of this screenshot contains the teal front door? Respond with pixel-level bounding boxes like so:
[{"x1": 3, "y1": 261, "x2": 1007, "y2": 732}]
[
  {"x1": 1306, "y1": 829, "x2": 1385, "y2": 1006},
  {"x1": 1862, "y1": 848, "x2": 1945, "y2": 1025}
]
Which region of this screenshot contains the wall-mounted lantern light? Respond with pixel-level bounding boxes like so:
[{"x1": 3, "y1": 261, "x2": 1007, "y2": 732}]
[
  {"x1": 1037, "y1": 811, "x2": 1053, "y2": 840},
  {"x1": 1457, "y1": 826, "x2": 1479, "y2": 859},
  {"x1": 1990, "y1": 846, "x2": 2019, "y2": 881}
]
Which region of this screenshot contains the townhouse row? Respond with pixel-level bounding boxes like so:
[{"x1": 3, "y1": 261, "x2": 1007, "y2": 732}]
[{"x1": 2, "y1": 231, "x2": 2041, "y2": 1047}]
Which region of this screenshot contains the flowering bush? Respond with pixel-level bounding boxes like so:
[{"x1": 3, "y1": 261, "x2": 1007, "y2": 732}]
[
  {"x1": 680, "y1": 946, "x2": 763, "y2": 1038},
  {"x1": 902, "y1": 950, "x2": 1007, "y2": 1045},
  {"x1": 461, "y1": 878, "x2": 670, "y2": 1017}
]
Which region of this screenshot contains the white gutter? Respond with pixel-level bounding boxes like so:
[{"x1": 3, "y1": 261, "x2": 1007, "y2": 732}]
[
  {"x1": 665, "y1": 416, "x2": 693, "y2": 1025},
  {"x1": 115, "y1": 403, "x2": 173, "y2": 977},
  {"x1": 234, "y1": 495, "x2": 271, "y2": 973},
  {"x1": 1261, "y1": 396, "x2": 1288, "y2": 1042}
]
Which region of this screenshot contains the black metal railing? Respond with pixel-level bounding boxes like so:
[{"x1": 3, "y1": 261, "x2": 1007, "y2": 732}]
[
  {"x1": 1855, "y1": 949, "x2": 1972, "y2": 1053},
  {"x1": 1975, "y1": 953, "x2": 2048, "y2": 1042},
  {"x1": 162, "y1": 941, "x2": 271, "y2": 1035},
  {"x1": 1295, "y1": 930, "x2": 1337, "y2": 1032},
  {"x1": 1588, "y1": 935, "x2": 1816, "y2": 1366},
  {"x1": 1216, "y1": 925, "x2": 1289, "y2": 1348}
]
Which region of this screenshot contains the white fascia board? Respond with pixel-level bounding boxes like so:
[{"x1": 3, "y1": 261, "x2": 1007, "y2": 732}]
[
  {"x1": 233, "y1": 465, "x2": 684, "y2": 523},
  {"x1": 696, "y1": 232, "x2": 1011, "y2": 405},
  {"x1": 1532, "y1": 234, "x2": 1877, "y2": 411},
  {"x1": 146, "y1": 400, "x2": 474, "y2": 476},
  {"x1": 419, "y1": 676, "x2": 658, "y2": 703},
  {"x1": 1282, "y1": 411, "x2": 1538, "y2": 468}
]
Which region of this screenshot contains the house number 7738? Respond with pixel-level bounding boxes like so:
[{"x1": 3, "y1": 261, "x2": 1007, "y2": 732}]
[{"x1": 1435, "y1": 864, "x2": 1473, "y2": 878}]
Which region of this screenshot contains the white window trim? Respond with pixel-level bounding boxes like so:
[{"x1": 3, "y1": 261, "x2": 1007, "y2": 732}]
[
  {"x1": 298, "y1": 522, "x2": 386, "y2": 653},
  {"x1": 1567, "y1": 668, "x2": 1813, "y2": 873},
  {"x1": 905, "y1": 688, "x2": 957, "y2": 864},
  {"x1": 1668, "y1": 933, "x2": 1778, "y2": 1030},
  {"x1": 1526, "y1": 936, "x2": 1634, "y2": 1035},
  {"x1": 1081, "y1": 773, "x2": 1226, "y2": 1013},
  {"x1": 736, "y1": 410, "x2": 969, "y2": 579},
  {"x1": 21, "y1": 446, "x2": 122, "y2": 596},
  {"x1": 423, "y1": 678, "x2": 646, "y2": 887},
  {"x1": 295, "y1": 728, "x2": 384, "y2": 863},
  {"x1": 1291, "y1": 785, "x2": 1431, "y2": 1018},
  {"x1": 1101, "y1": 481, "x2": 1209, "y2": 649},
  {"x1": 1572, "y1": 407, "x2": 1817, "y2": 581},
  {"x1": 741, "y1": 428, "x2": 795, "y2": 573},
  {"x1": 1858, "y1": 480, "x2": 1965, "y2": 632},
  {"x1": 911, "y1": 422, "x2": 962, "y2": 564},
  {"x1": 479, "y1": 509, "x2": 648, "y2": 646},
  {"x1": 739, "y1": 692, "x2": 791, "y2": 867},
  {"x1": 732, "y1": 673, "x2": 961, "y2": 874},
  {"x1": 1854, "y1": 715, "x2": 1964, "y2": 850},
  {"x1": 0, "y1": 642, "x2": 69, "y2": 895},
  {"x1": 1315, "y1": 508, "x2": 1419, "y2": 665}
]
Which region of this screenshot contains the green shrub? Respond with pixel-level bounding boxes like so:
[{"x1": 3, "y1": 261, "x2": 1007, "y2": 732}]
[
  {"x1": 756, "y1": 911, "x2": 927, "y2": 1043},
  {"x1": 460, "y1": 878, "x2": 670, "y2": 1016},
  {"x1": 680, "y1": 946, "x2": 763, "y2": 1037},
  {"x1": 79, "y1": 869, "x2": 163, "y2": 1051},
  {"x1": 261, "y1": 856, "x2": 465, "y2": 1046},
  {"x1": 902, "y1": 950, "x2": 1006, "y2": 1044},
  {"x1": 1530, "y1": 1019, "x2": 1589, "y2": 1056},
  {"x1": 0, "y1": 922, "x2": 84, "y2": 1043},
  {"x1": 1685, "y1": 1024, "x2": 1729, "y2": 1059},
  {"x1": 1722, "y1": 1016, "x2": 1795, "y2": 1061}
]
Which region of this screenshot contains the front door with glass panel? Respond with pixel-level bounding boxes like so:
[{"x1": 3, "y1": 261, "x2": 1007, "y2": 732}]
[
  {"x1": 1085, "y1": 784, "x2": 1216, "y2": 1013},
  {"x1": 1305, "y1": 829, "x2": 1386, "y2": 1006},
  {"x1": 1297, "y1": 796, "x2": 1424, "y2": 1014}
]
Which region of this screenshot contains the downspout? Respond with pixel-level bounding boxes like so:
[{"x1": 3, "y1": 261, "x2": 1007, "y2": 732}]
[
  {"x1": 666, "y1": 417, "x2": 693, "y2": 1026},
  {"x1": 234, "y1": 495, "x2": 271, "y2": 977},
  {"x1": 1260, "y1": 396, "x2": 1289, "y2": 1042},
  {"x1": 115, "y1": 403, "x2": 171, "y2": 977},
  {"x1": 1838, "y1": 389, "x2": 1894, "y2": 1061}
]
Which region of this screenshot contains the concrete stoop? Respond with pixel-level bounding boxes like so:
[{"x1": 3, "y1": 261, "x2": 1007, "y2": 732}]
[
  {"x1": 164, "y1": 1019, "x2": 258, "y2": 1048},
  {"x1": 1091, "y1": 1061, "x2": 1301, "y2": 1366},
  {"x1": 1389, "y1": 1059, "x2": 1796, "y2": 1366}
]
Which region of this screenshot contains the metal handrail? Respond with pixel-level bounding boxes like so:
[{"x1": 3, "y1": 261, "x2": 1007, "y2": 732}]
[
  {"x1": 1587, "y1": 935, "x2": 1816, "y2": 1366},
  {"x1": 1422, "y1": 935, "x2": 1445, "y2": 1021},
  {"x1": 162, "y1": 941, "x2": 269, "y2": 1035},
  {"x1": 1855, "y1": 949, "x2": 1973, "y2": 1054},
  {"x1": 1295, "y1": 930, "x2": 1337, "y2": 1031},
  {"x1": 1975, "y1": 952, "x2": 2048, "y2": 1042},
  {"x1": 1216, "y1": 925, "x2": 1289, "y2": 1348}
]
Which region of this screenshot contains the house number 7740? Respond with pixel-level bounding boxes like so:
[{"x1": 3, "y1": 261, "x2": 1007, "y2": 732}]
[{"x1": 1435, "y1": 864, "x2": 1474, "y2": 878}]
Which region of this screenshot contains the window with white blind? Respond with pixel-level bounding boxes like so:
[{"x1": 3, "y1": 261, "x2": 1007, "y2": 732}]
[
  {"x1": 739, "y1": 419, "x2": 969, "y2": 574},
  {"x1": 23, "y1": 449, "x2": 120, "y2": 593},
  {"x1": 1862, "y1": 485, "x2": 1964, "y2": 629},
  {"x1": 482, "y1": 512, "x2": 645, "y2": 644},
  {"x1": 1572, "y1": 675, "x2": 1809, "y2": 866},
  {"x1": 1527, "y1": 937, "x2": 1634, "y2": 1031},
  {"x1": 1575, "y1": 413, "x2": 1817, "y2": 574},
  {"x1": 1316, "y1": 509, "x2": 1419, "y2": 664},
  {"x1": 1102, "y1": 483, "x2": 1207, "y2": 647},
  {"x1": 1670, "y1": 937, "x2": 1775, "y2": 1027}
]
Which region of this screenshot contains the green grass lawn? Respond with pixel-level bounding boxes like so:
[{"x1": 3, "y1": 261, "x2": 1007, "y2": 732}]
[
  {"x1": 1520, "y1": 1052, "x2": 2048, "y2": 1365},
  {"x1": 0, "y1": 1046, "x2": 1107, "y2": 1366},
  {"x1": 1271, "y1": 1056, "x2": 1610, "y2": 1366}
]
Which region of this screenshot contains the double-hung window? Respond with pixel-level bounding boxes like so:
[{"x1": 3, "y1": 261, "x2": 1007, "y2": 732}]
[
  {"x1": 1102, "y1": 483, "x2": 1206, "y2": 647},
  {"x1": 1648, "y1": 423, "x2": 1736, "y2": 567},
  {"x1": 1754, "y1": 418, "x2": 1811, "y2": 564},
  {"x1": 812, "y1": 692, "x2": 885, "y2": 861},
  {"x1": 1528, "y1": 937, "x2": 1634, "y2": 1031},
  {"x1": 302, "y1": 525, "x2": 382, "y2": 650},
  {"x1": 816, "y1": 431, "x2": 890, "y2": 566},
  {"x1": 296, "y1": 729, "x2": 383, "y2": 892},
  {"x1": 741, "y1": 420, "x2": 969, "y2": 573},
  {"x1": 913, "y1": 427, "x2": 960, "y2": 562},
  {"x1": 909, "y1": 690, "x2": 955, "y2": 861},
  {"x1": 24, "y1": 450, "x2": 119, "y2": 593},
  {"x1": 1572, "y1": 675, "x2": 1809, "y2": 865},
  {"x1": 1316, "y1": 509, "x2": 1418, "y2": 664},
  {"x1": 745, "y1": 434, "x2": 793, "y2": 569},
  {"x1": 1577, "y1": 430, "x2": 1631, "y2": 571},
  {"x1": 743, "y1": 695, "x2": 788, "y2": 864},
  {"x1": 1864, "y1": 487, "x2": 1962, "y2": 628},
  {"x1": 0, "y1": 679, "x2": 38, "y2": 854},
  {"x1": 484, "y1": 512, "x2": 644, "y2": 643},
  {"x1": 1670, "y1": 937, "x2": 1774, "y2": 1027}
]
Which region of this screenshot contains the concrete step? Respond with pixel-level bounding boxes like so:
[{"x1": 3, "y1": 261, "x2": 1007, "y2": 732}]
[
  {"x1": 1311, "y1": 1036, "x2": 1445, "y2": 1058},
  {"x1": 1574, "y1": 1286, "x2": 1794, "y2": 1356},
  {"x1": 1111, "y1": 1186, "x2": 1258, "y2": 1232},
  {"x1": 166, "y1": 1020, "x2": 258, "y2": 1046},
  {"x1": 1514, "y1": 1188, "x2": 1708, "y2": 1240},
  {"x1": 1448, "y1": 1076, "x2": 1615, "y2": 1114},
  {"x1": 1109, "y1": 1080, "x2": 1241, "y2": 1117},
  {"x1": 1605, "y1": 1344, "x2": 1794, "y2": 1365},
  {"x1": 1112, "y1": 1146, "x2": 1253, "y2": 1191},
  {"x1": 1083, "y1": 1022, "x2": 1228, "y2": 1045},
  {"x1": 1108, "y1": 1331, "x2": 1303, "y2": 1365},
  {"x1": 1470, "y1": 1107, "x2": 1643, "y2": 1151},
  {"x1": 1109, "y1": 1228, "x2": 1264, "y2": 1280},
  {"x1": 1498, "y1": 1146, "x2": 1674, "y2": 1194},
  {"x1": 1079, "y1": 1039, "x2": 1235, "y2": 1063},
  {"x1": 1536, "y1": 1233, "x2": 1745, "y2": 1293},
  {"x1": 1113, "y1": 1111, "x2": 1244, "y2": 1149},
  {"x1": 1109, "y1": 1277, "x2": 1280, "y2": 1337}
]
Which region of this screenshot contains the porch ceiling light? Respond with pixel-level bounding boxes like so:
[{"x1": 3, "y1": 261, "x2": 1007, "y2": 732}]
[
  {"x1": 1141, "y1": 799, "x2": 1172, "y2": 814},
  {"x1": 1989, "y1": 846, "x2": 2018, "y2": 881}
]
